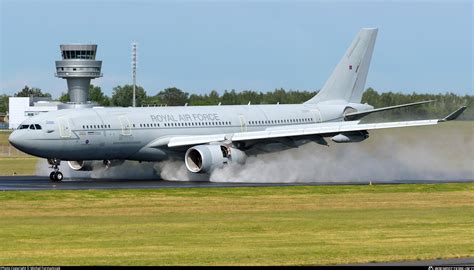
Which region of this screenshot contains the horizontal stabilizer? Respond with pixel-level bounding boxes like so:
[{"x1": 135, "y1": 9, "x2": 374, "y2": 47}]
[
  {"x1": 439, "y1": 106, "x2": 467, "y2": 122},
  {"x1": 344, "y1": 100, "x2": 434, "y2": 121}
]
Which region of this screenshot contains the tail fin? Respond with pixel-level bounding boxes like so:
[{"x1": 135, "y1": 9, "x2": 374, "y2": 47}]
[{"x1": 305, "y1": 28, "x2": 378, "y2": 104}]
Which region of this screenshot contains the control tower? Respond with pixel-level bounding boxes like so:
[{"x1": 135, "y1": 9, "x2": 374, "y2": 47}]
[{"x1": 55, "y1": 44, "x2": 102, "y2": 109}]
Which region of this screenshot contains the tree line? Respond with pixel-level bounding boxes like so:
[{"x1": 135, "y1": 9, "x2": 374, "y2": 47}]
[{"x1": 1, "y1": 85, "x2": 472, "y2": 120}]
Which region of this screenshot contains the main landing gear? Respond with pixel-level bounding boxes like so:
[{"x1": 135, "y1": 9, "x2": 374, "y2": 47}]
[{"x1": 47, "y1": 158, "x2": 63, "y2": 182}]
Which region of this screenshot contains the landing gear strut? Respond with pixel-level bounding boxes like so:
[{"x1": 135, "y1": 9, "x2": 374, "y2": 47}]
[{"x1": 47, "y1": 158, "x2": 63, "y2": 182}]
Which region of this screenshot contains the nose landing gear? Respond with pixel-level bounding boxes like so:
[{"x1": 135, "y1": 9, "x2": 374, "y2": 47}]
[{"x1": 47, "y1": 158, "x2": 63, "y2": 182}]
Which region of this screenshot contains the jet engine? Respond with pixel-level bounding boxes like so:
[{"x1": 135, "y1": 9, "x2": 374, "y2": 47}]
[
  {"x1": 67, "y1": 160, "x2": 95, "y2": 171},
  {"x1": 185, "y1": 144, "x2": 246, "y2": 173}
]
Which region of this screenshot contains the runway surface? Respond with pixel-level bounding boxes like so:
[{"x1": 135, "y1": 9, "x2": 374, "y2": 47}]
[{"x1": 0, "y1": 175, "x2": 473, "y2": 191}]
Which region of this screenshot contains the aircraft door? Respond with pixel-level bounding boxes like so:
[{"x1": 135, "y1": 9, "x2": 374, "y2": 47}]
[
  {"x1": 119, "y1": 116, "x2": 132, "y2": 136},
  {"x1": 58, "y1": 117, "x2": 71, "y2": 138},
  {"x1": 311, "y1": 109, "x2": 322, "y2": 123},
  {"x1": 119, "y1": 115, "x2": 132, "y2": 136},
  {"x1": 239, "y1": 115, "x2": 247, "y2": 132}
]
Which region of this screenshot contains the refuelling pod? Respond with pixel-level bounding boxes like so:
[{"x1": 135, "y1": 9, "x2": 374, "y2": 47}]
[
  {"x1": 185, "y1": 144, "x2": 246, "y2": 173},
  {"x1": 331, "y1": 131, "x2": 369, "y2": 143}
]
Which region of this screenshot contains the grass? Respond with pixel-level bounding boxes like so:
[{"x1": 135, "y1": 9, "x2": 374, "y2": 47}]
[
  {"x1": 0, "y1": 130, "x2": 37, "y2": 173},
  {"x1": 0, "y1": 157, "x2": 38, "y2": 175},
  {"x1": 0, "y1": 130, "x2": 32, "y2": 159},
  {"x1": 0, "y1": 183, "x2": 473, "y2": 265},
  {"x1": 0, "y1": 130, "x2": 11, "y2": 147}
]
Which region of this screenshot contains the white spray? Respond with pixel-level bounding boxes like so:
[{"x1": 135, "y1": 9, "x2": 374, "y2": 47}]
[{"x1": 210, "y1": 124, "x2": 474, "y2": 182}]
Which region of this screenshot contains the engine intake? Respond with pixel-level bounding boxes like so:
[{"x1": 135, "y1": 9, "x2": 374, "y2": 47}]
[{"x1": 185, "y1": 144, "x2": 246, "y2": 173}]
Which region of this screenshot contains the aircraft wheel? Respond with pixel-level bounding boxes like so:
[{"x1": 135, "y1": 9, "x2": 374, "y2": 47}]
[
  {"x1": 54, "y1": 171, "x2": 63, "y2": 182},
  {"x1": 49, "y1": 172, "x2": 55, "y2": 181}
]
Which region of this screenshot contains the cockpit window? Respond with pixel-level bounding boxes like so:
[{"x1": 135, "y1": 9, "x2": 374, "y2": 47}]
[{"x1": 18, "y1": 124, "x2": 42, "y2": 130}]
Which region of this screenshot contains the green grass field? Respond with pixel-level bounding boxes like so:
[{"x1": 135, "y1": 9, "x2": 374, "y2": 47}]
[
  {"x1": 0, "y1": 157, "x2": 38, "y2": 175},
  {"x1": 0, "y1": 130, "x2": 32, "y2": 160},
  {"x1": 1, "y1": 183, "x2": 473, "y2": 265},
  {"x1": 0, "y1": 130, "x2": 11, "y2": 147},
  {"x1": 0, "y1": 130, "x2": 37, "y2": 175}
]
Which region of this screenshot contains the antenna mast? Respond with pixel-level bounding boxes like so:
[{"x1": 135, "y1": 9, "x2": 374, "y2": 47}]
[{"x1": 131, "y1": 42, "x2": 137, "y2": 107}]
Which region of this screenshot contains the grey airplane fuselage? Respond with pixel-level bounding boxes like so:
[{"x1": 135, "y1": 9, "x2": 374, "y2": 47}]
[{"x1": 8, "y1": 100, "x2": 371, "y2": 162}]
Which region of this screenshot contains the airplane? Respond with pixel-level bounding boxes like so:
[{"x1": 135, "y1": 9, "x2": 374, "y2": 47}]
[{"x1": 8, "y1": 28, "x2": 466, "y2": 182}]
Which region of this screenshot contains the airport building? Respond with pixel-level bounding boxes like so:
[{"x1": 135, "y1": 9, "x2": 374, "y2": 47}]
[{"x1": 8, "y1": 97, "x2": 60, "y2": 129}]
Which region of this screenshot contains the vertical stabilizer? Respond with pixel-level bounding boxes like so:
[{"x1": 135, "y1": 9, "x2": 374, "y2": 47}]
[{"x1": 305, "y1": 28, "x2": 378, "y2": 104}]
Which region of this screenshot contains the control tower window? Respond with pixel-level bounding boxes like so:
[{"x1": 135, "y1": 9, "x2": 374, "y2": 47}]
[
  {"x1": 71, "y1": 51, "x2": 76, "y2": 59},
  {"x1": 77, "y1": 50, "x2": 85, "y2": 59}
]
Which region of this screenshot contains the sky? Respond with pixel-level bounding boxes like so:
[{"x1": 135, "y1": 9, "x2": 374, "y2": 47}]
[{"x1": 0, "y1": 0, "x2": 472, "y2": 99}]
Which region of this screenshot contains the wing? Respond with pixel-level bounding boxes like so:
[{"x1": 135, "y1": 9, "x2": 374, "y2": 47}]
[{"x1": 148, "y1": 107, "x2": 466, "y2": 148}]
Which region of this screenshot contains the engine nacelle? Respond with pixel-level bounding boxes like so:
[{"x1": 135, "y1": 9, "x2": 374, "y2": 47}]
[
  {"x1": 331, "y1": 132, "x2": 369, "y2": 143},
  {"x1": 185, "y1": 144, "x2": 246, "y2": 173},
  {"x1": 67, "y1": 160, "x2": 95, "y2": 171}
]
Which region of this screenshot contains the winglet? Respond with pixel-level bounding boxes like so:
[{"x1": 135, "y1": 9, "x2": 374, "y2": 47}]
[{"x1": 439, "y1": 106, "x2": 467, "y2": 122}]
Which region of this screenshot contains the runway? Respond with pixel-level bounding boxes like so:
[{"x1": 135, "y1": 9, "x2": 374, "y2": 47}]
[{"x1": 0, "y1": 175, "x2": 473, "y2": 191}]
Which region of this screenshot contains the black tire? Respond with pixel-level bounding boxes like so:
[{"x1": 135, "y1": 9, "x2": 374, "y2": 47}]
[
  {"x1": 54, "y1": 171, "x2": 63, "y2": 182},
  {"x1": 49, "y1": 172, "x2": 55, "y2": 181}
]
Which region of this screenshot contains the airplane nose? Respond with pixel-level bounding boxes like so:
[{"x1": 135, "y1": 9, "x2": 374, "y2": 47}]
[{"x1": 8, "y1": 131, "x2": 20, "y2": 148}]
